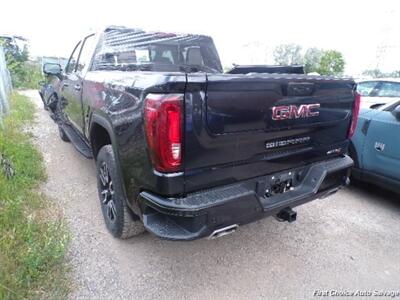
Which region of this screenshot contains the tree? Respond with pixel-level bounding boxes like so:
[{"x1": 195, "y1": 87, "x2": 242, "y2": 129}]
[
  {"x1": 362, "y1": 69, "x2": 383, "y2": 78},
  {"x1": 362, "y1": 69, "x2": 400, "y2": 78},
  {"x1": 389, "y1": 70, "x2": 400, "y2": 78},
  {"x1": 0, "y1": 38, "x2": 41, "y2": 88},
  {"x1": 317, "y1": 50, "x2": 345, "y2": 76},
  {"x1": 303, "y1": 47, "x2": 323, "y2": 73},
  {"x1": 273, "y1": 44, "x2": 303, "y2": 65},
  {"x1": 0, "y1": 38, "x2": 29, "y2": 87}
]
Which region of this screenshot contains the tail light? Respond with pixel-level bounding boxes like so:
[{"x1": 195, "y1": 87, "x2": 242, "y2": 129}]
[
  {"x1": 144, "y1": 93, "x2": 183, "y2": 172},
  {"x1": 347, "y1": 92, "x2": 361, "y2": 138}
]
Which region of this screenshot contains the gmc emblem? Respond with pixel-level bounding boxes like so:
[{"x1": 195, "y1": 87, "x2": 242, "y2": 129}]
[{"x1": 271, "y1": 104, "x2": 320, "y2": 121}]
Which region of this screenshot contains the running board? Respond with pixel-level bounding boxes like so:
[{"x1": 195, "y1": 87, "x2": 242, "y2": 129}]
[{"x1": 61, "y1": 124, "x2": 93, "y2": 159}]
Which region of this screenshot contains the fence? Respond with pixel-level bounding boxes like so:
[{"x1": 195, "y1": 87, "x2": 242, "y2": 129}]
[{"x1": 0, "y1": 45, "x2": 12, "y2": 125}]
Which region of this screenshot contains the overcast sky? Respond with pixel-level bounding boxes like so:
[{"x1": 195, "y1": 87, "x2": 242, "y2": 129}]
[{"x1": 1, "y1": 0, "x2": 399, "y2": 75}]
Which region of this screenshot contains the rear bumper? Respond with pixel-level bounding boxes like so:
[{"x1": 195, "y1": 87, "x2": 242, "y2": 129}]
[{"x1": 138, "y1": 155, "x2": 353, "y2": 241}]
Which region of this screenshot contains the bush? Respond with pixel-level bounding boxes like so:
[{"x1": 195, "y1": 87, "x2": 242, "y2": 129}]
[
  {"x1": 19, "y1": 62, "x2": 44, "y2": 89},
  {"x1": 7, "y1": 60, "x2": 43, "y2": 90}
]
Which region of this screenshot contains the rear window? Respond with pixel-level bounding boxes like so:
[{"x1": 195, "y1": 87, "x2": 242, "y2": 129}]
[{"x1": 92, "y1": 28, "x2": 222, "y2": 73}]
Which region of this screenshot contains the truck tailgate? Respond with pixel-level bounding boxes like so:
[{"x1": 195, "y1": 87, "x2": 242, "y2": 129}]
[{"x1": 183, "y1": 73, "x2": 356, "y2": 193}]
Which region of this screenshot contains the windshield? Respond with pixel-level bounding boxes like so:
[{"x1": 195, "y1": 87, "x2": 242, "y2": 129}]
[{"x1": 92, "y1": 28, "x2": 222, "y2": 73}]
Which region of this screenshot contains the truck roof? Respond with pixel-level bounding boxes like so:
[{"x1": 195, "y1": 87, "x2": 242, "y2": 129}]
[
  {"x1": 101, "y1": 25, "x2": 213, "y2": 47},
  {"x1": 91, "y1": 25, "x2": 222, "y2": 73}
]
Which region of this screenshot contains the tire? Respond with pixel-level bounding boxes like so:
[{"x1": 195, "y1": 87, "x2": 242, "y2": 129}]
[
  {"x1": 96, "y1": 145, "x2": 145, "y2": 239},
  {"x1": 58, "y1": 125, "x2": 70, "y2": 142}
]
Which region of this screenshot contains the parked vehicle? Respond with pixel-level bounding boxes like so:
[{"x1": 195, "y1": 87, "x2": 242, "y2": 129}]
[
  {"x1": 350, "y1": 98, "x2": 400, "y2": 193},
  {"x1": 42, "y1": 26, "x2": 357, "y2": 240},
  {"x1": 356, "y1": 78, "x2": 400, "y2": 109}
]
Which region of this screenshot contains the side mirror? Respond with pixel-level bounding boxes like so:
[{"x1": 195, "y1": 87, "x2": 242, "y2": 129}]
[
  {"x1": 391, "y1": 105, "x2": 400, "y2": 120},
  {"x1": 43, "y1": 63, "x2": 62, "y2": 76}
]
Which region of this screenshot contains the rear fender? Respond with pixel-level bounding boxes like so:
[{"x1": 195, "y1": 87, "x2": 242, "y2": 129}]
[{"x1": 90, "y1": 113, "x2": 140, "y2": 215}]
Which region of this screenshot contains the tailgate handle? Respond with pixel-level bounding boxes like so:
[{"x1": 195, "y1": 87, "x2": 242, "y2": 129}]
[{"x1": 287, "y1": 82, "x2": 315, "y2": 96}]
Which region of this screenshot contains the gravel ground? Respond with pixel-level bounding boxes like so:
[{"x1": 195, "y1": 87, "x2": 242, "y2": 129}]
[{"x1": 23, "y1": 90, "x2": 400, "y2": 300}]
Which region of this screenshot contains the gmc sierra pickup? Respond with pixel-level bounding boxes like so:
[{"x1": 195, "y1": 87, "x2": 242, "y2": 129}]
[{"x1": 41, "y1": 26, "x2": 358, "y2": 240}]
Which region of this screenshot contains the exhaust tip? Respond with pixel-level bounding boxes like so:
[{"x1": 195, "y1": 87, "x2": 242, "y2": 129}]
[{"x1": 208, "y1": 224, "x2": 238, "y2": 239}]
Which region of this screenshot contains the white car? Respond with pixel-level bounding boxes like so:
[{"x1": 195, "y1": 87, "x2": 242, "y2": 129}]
[{"x1": 357, "y1": 78, "x2": 400, "y2": 109}]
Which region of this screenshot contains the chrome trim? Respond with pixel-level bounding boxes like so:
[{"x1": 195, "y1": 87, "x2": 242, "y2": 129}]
[
  {"x1": 208, "y1": 224, "x2": 238, "y2": 239},
  {"x1": 153, "y1": 170, "x2": 184, "y2": 178}
]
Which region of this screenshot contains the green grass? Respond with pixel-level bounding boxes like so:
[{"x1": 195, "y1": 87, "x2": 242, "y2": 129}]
[{"x1": 0, "y1": 93, "x2": 70, "y2": 299}]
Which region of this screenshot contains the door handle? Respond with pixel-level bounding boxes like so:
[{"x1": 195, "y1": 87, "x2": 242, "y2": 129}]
[
  {"x1": 62, "y1": 83, "x2": 69, "y2": 87},
  {"x1": 74, "y1": 84, "x2": 81, "y2": 91}
]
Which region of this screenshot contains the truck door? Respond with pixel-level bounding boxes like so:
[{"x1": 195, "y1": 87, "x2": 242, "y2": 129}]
[
  {"x1": 60, "y1": 41, "x2": 85, "y2": 134},
  {"x1": 74, "y1": 34, "x2": 96, "y2": 137},
  {"x1": 362, "y1": 101, "x2": 400, "y2": 180}
]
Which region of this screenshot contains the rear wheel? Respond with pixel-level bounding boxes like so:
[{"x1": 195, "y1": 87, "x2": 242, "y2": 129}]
[{"x1": 96, "y1": 145, "x2": 145, "y2": 238}]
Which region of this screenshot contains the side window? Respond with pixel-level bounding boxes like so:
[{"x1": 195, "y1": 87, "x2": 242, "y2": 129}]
[
  {"x1": 65, "y1": 41, "x2": 82, "y2": 74},
  {"x1": 76, "y1": 34, "x2": 96, "y2": 73}
]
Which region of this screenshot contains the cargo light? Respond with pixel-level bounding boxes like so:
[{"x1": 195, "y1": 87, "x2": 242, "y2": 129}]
[{"x1": 144, "y1": 93, "x2": 183, "y2": 172}]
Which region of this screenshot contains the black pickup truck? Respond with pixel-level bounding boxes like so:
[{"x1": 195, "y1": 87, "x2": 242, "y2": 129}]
[{"x1": 41, "y1": 26, "x2": 358, "y2": 241}]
